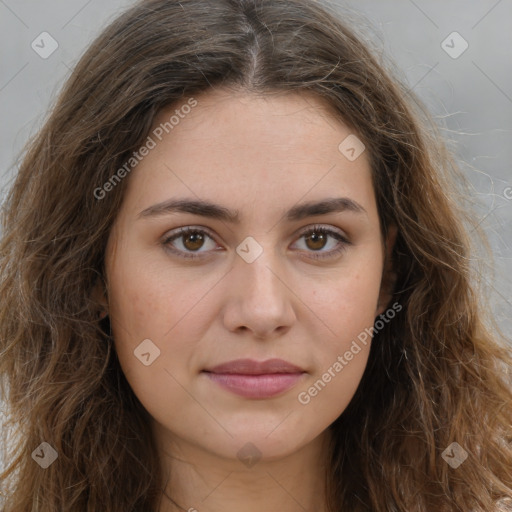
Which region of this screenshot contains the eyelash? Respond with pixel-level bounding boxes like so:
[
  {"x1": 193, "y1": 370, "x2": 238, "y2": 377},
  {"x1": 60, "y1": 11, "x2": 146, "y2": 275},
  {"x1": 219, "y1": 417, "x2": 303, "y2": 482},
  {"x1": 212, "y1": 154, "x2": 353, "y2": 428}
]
[{"x1": 161, "y1": 225, "x2": 351, "y2": 261}]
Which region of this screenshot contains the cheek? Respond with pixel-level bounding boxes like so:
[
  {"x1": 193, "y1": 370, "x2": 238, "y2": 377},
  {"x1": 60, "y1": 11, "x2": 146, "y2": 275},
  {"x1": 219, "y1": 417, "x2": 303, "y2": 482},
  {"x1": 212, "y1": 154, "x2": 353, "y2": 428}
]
[
  {"x1": 107, "y1": 267, "x2": 200, "y2": 424},
  {"x1": 309, "y1": 256, "x2": 383, "y2": 348},
  {"x1": 297, "y1": 257, "x2": 383, "y2": 409},
  {"x1": 106, "y1": 250, "x2": 220, "y2": 396},
  {"x1": 297, "y1": 346, "x2": 370, "y2": 426},
  {"x1": 107, "y1": 245, "x2": 198, "y2": 344}
]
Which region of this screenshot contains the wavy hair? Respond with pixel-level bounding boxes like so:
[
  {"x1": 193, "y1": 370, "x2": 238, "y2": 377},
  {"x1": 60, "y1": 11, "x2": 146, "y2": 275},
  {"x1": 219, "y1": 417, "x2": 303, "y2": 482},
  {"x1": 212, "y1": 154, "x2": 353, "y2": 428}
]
[{"x1": 1, "y1": 0, "x2": 511, "y2": 510}]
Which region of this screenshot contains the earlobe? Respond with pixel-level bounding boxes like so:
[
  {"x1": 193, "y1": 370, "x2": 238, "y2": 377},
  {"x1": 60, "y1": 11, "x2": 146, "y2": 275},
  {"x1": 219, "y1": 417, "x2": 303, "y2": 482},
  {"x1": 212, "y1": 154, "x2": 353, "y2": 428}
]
[{"x1": 376, "y1": 225, "x2": 398, "y2": 316}]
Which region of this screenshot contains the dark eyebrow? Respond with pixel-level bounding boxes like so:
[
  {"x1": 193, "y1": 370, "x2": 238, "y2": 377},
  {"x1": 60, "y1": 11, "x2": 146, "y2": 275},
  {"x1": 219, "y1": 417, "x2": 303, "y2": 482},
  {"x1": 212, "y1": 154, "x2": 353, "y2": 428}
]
[
  {"x1": 287, "y1": 197, "x2": 366, "y2": 221},
  {"x1": 137, "y1": 197, "x2": 366, "y2": 222}
]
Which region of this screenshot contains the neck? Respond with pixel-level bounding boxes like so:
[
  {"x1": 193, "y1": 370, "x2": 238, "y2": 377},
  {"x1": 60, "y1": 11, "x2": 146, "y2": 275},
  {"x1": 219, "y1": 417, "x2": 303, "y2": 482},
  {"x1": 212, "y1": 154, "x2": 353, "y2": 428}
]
[{"x1": 154, "y1": 427, "x2": 332, "y2": 512}]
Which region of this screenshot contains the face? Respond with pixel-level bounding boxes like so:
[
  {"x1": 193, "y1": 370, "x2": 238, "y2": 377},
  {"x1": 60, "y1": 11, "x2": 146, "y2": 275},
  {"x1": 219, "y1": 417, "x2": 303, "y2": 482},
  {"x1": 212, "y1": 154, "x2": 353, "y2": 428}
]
[{"x1": 102, "y1": 88, "x2": 393, "y2": 465}]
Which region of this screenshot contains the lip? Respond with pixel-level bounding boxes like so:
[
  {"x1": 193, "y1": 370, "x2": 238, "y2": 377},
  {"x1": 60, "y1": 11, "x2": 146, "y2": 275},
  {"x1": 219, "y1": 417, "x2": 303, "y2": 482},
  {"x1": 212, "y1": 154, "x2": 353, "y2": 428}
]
[
  {"x1": 202, "y1": 358, "x2": 306, "y2": 399},
  {"x1": 205, "y1": 358, "x2": 305, "y2": 375}
]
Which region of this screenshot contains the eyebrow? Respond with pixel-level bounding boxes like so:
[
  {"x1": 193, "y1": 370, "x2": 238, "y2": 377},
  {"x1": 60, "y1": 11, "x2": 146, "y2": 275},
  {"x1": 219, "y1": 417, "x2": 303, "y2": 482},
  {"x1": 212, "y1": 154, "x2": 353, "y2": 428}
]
[{"x1": 137, "y1": 197, "x2": 366, "y2": 223}]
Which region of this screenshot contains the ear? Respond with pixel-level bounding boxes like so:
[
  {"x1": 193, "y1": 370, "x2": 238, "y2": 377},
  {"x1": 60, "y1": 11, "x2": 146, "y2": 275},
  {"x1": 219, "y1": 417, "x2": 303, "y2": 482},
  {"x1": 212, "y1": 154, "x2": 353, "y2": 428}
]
[
  {"x1": 376, "y1": 224, "x2": 398, "y2": 317},
  {"x1": 91, "y1": 275, "x2": 109, "y2": 313}
]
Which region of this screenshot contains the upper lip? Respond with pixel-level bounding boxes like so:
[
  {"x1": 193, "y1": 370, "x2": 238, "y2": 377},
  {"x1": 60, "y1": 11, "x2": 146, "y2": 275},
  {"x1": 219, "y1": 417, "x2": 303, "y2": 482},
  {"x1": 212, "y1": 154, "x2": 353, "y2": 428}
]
[{"x1": 204, "y1": 358, "x2": 305, "y2": 375}]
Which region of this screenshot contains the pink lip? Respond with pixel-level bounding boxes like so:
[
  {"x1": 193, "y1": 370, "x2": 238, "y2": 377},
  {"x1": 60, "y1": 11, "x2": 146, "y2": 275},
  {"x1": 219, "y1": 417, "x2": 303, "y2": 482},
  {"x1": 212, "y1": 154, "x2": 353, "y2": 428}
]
[{"x1": 203, "y1": 358, "x2": 306, "y2": 399}]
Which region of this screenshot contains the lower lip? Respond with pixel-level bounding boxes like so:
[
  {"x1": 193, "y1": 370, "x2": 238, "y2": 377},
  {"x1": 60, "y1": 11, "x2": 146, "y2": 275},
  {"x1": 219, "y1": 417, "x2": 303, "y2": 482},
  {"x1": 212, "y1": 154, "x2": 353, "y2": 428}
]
[{"x1": 204, "y1": 372, "x2": 305, "y2": 399}]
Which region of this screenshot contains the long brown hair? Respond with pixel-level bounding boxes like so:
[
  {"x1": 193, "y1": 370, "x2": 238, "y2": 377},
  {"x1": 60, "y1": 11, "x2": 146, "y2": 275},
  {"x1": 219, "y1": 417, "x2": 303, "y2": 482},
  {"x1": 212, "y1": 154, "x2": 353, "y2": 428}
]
[{"x1": 1, "y1": 0, "x2": 511, "y2": 510}]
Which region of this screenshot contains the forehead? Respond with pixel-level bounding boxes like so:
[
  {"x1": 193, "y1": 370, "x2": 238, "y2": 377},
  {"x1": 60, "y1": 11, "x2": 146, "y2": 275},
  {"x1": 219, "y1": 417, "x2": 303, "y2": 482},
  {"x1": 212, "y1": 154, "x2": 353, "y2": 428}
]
[
  {"x1": 152, "y1": 88, "x2": 349, "y2": 157},
  {"x1": 120, "y1": 88, "x2": 375, "y2": 222}
]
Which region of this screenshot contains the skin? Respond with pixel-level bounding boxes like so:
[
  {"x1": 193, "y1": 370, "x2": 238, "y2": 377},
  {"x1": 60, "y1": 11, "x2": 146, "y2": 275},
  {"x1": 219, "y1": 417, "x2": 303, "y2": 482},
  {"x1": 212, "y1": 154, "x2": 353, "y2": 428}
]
[{"x1": 99, "y1": 87, "x2": 396, "y2": 512}]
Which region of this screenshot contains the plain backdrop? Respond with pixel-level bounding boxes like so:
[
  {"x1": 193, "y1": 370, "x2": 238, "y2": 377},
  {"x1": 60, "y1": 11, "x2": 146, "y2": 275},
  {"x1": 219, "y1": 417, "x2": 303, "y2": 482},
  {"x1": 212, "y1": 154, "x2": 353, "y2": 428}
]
[{"x1": 1, "y1": 0, "x2": 511, "y2": 470}]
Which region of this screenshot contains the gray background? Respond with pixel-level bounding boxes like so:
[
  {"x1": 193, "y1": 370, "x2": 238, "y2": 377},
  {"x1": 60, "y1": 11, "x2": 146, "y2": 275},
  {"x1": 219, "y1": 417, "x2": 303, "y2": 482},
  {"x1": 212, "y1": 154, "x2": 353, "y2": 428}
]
[
  {"x1": 0, "y1": 0, "x2": 511, "y2": 478},
  {"x1": 0, "y1": 1, "x2": 511, "y2": 321}
]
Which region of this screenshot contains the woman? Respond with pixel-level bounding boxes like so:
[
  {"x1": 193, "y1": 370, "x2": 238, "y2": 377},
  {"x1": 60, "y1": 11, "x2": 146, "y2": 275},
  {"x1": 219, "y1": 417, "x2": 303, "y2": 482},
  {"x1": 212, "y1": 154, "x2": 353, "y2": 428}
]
[{"x1": 1, "y1": 0, "x2": 511, "y2": 510}]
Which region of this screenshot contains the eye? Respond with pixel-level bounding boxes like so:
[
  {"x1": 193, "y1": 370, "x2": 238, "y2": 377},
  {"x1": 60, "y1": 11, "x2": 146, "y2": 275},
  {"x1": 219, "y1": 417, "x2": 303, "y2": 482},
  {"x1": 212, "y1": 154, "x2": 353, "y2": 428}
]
[
  {"x1": 291, "y1": 224, "x2": 351, "y2": 260},
  {"x1": 161, "y1": 224, "x2": 351, "y2": 260},
  {"x1": 162, "y1": 226, "x2": 220, "y2": 260}
]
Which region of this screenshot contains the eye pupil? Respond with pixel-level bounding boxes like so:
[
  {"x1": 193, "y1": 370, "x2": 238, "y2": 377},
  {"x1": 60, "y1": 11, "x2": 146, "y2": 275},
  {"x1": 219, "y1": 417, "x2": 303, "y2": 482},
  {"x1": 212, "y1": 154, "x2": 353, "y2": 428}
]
[
  {"x1": 306, "y1": 231, "x2": 327, "y2": 250},
  {"x1": 183, "y1": 231, "x2": 204, "y2": 251}
]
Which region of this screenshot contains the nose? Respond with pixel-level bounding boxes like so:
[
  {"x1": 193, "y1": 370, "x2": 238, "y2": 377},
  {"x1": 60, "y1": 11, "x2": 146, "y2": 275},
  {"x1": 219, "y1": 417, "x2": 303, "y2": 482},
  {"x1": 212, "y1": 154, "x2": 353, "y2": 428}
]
[{"x1": 221, "y1": 247, "x2": 296, "y2": 340}]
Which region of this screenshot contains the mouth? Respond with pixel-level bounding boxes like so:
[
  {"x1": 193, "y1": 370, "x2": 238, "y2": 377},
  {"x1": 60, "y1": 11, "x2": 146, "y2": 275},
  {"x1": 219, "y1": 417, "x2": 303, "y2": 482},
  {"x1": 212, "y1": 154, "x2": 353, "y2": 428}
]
[{"x1": 202, "y1": 358, "x2": 307, "y2": 399}]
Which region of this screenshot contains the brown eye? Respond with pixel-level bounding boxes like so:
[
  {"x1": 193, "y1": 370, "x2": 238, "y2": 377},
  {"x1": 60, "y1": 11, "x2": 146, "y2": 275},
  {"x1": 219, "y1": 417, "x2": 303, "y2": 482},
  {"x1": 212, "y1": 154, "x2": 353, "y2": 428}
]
[
  {"x1": 304, "y1": 231, "x2": 328, "y2": 251},
  {"x1": 182, "y1": 231, "x2": 205, "y2": 251},
  {"x1": 162, "y1": 227, "x2": 218, "y2": 259},
  {"x1": 292, "y1": 225, "x2": 351, "y2": 260}
]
